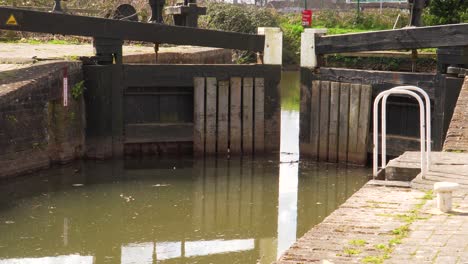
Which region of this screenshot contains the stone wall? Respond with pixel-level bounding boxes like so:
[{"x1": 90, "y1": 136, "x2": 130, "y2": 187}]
[
  {"x1": 443, "y1": 76, "x2": 468, "y2": 152},
  {"x1": 0, "y1": 61, "x2": 85, "y2": 179}
]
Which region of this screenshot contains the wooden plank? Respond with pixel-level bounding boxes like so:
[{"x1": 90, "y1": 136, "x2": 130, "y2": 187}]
[
  {"x1": 125, "y1": 123, "x2": 193, "y2": 143},
  {"x1": 368, "y1": 134, "x2": 422, "y2": 157},
  {"x1": 299, "y1": 68, "x2": 313, "y2": 155},
  {"x1": 111, "y1": 65, "x2": 123, "y2": 156},
  {"x1": 254, "y1": 78, "x2": 265, "y2": 154},
  {"x1": 123, "y1": 64, "x2": 281, "y2": 88},
  {"x1": 193, "y1": 77, "x2": 205, "y2": 156},
  {"x1": 312, "y1": 68, "x2": 436, "y2": 97},
  {"x1": 217, "y1": 80, "x2": 229, "y2": 155},
  {"x1": 0, "y1": 7, "x2": 266, "y2": 52},
  {"x1": 309, "y1": 80, "x2": 321, "y2": 160},
  {"x1": 348, "y1": 84, "x2": 361, "y2": 164},
  {"x1": 315, "y1": 23, "x2": 468, "y2": 54},
  {"x1": 230, "y1": 77, "x2": 242, "y2": 155},
  {"x1": 338, "y1": 83, "x2": 350, "y2": 163},
  {"x1": 263, "y1": 78, "x2": 281, "y2": 154},
  {"x1": 159, "y1": 94, "x2": 178, "y2": 122},
  {"x1": 356, "y1": 84, "x2": 372, "y2": 165},
  {"x1": 242, "y1": 78, "x2": 254, "y2": 155},
  {"x1": 318, "y1": 81, "x2": 330, "y2": 162},
  {"x1": 82, "y1": 66, "x2": 113, "y2": 158},
  {"x1": 205, "y1": 77, "x2": 217, "y2": 154},
  {"x1": 123, "y1": 95, "x2": 160, "y2": 124},
  {"x1": 328, "y1": 82, "x2": 340, "y2": 163}
]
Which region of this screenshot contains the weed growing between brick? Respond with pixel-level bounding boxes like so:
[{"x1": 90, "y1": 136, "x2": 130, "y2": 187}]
[{"x1": 360, "y1": 190, "x2": 434, "y2": 264}]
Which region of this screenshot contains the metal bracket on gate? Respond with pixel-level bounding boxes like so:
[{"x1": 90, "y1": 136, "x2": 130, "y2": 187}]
[{"x1": 447, "y1": 66, "x2": 468, "y2": 78}]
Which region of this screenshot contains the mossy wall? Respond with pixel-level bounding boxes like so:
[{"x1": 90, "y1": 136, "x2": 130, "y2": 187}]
[{"x1": 0, "y1": 61, "x2": 85, "y2": 179}]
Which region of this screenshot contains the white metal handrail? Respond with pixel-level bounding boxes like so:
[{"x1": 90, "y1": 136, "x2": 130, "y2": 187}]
[
  {"x1": 373, "y1": 86, "x2": 431, "y2": 179},
  {"x1": 385, "y1": 86, "x2": 431, "y2": 170}
]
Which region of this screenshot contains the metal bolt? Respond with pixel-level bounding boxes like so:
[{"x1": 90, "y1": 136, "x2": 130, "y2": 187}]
[{"x1": 52, "y1": 0, "x2": 63, "y2": 13}]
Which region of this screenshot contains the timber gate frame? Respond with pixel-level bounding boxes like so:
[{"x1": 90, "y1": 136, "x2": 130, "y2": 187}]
[
  {"x1": 0, "y1": 7, "x2": 282, "y2": 158},
  {"x1": 300, "y1": 24, "x2": 468, "y2": 165}
]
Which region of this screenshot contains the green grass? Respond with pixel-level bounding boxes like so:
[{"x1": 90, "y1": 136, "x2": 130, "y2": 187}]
[
  {"x1": 349, "y1": 239, "x2": 367, "y2": 247},
  {"x1": 362, "y1": 256, "x2": 385, "y2": 264},
  {"x1": 359, "y1": 191, "x2": 433, "y2": 263},
  {"x1": 47, "y1": 39, "x2": 80, "y2": 45},
  {"x1": 421, "y1": 190, "x2": 435, "y2": 201},
  {"x1": 344, "y1": 248, "x2": 362, "y2": 255},
  {"x1": 313, "y1": 26, "x2": 371, "y2": 35},
  {"x1": 0, "y1": 38, "x2": 83, "y2": 45}
]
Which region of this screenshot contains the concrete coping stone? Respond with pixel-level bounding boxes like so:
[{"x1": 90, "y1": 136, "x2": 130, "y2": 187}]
[
  {"x1": 368, "y1": 180, "x2": 412, "y2": 188},
  {"x1": 303, "y1": 28, "x2": 328, "y2": 34},
  {"x1": 434, "y1": 182, "x2": 460, "y2": 192}
]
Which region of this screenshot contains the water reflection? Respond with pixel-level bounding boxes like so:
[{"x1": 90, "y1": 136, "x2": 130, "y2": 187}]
[
  {"x1": 0, "y1": 71, "x2": 370, "y2": 263},
  {"x1": 277, "y1": 110, "x2": 300, "y2": 258},
  {"x1": 0, "y1": 156, "x2": 368, "y2": 263},
  {"x1": 0, "y1": 255, "x2": 93, "y2": 264}
]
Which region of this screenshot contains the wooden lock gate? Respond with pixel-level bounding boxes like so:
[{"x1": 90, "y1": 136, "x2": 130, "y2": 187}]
[
  {"x1": 0, "y1": 7, "x2": 283, "y2": 158},
  {"x1": 300, "y1": 25, "x2": 468, "y2": 165}
]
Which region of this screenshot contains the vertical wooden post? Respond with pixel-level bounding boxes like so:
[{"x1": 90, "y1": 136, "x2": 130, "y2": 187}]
[
  {"x1": 111, "y1": 65, "x2": 124, "y2": 156},
  {"x1": 254, "y1": 78, "x2": 265, "y2": 154},
  {"x1": 205, "y1": 77, "x2": 217, "y2": 154},
  {"x1": 193, "y1": 77, "x2": 205, "y2": 156},
  {"x1": 338, "y1": 83, "x2": 350, "y2": 163},
  {"x1": 299, "y1": 68, "x2": 313, "y2": 155},
  {"x1": 348, "y1": 84, "x2": 361, "y2": 163},
  {"x1": 328, "y1": 82, "x2": 340, "y2": 162},
  {"x1": 356, "y1": 84, "x2": 372, "y2": 164},
  {"x1": 263, "y1": 77, "x2": 281, "y2": 154},
  {"x1": 309, "y1": 80, "x2": 321, "y2": 160},
  {"x1": 243, "y1": 77, "x2": 254, "y2": 154},
  {"x1": 230, "y1": 77, "x2": 242, "y2": 154},
  {"x1": 258, "y1": 27, "x2": 282, "y2": 155},
  {"x1": 217, "y1": 80, "x2": 229, "y2": 155},
  {"x1": 319, "y1": 81, "x2": 330, "y2": 161}
]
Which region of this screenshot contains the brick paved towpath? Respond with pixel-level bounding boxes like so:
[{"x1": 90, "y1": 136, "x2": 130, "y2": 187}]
[{"x1": 278, "y1": 152, "x2": 468, "y2": 264}]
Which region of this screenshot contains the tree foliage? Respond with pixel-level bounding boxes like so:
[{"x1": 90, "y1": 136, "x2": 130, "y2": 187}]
[
  {"x1": 199, "y1": 2, "x2": 279, "y2": 63},
  {"x1": 423, "y1": 0, "x2": 468, "y2": 25}
]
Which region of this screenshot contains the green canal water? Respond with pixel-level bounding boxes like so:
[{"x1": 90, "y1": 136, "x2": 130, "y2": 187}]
[{"x1": 0, "y1": 71, "x2": 370, "y2": 264}]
